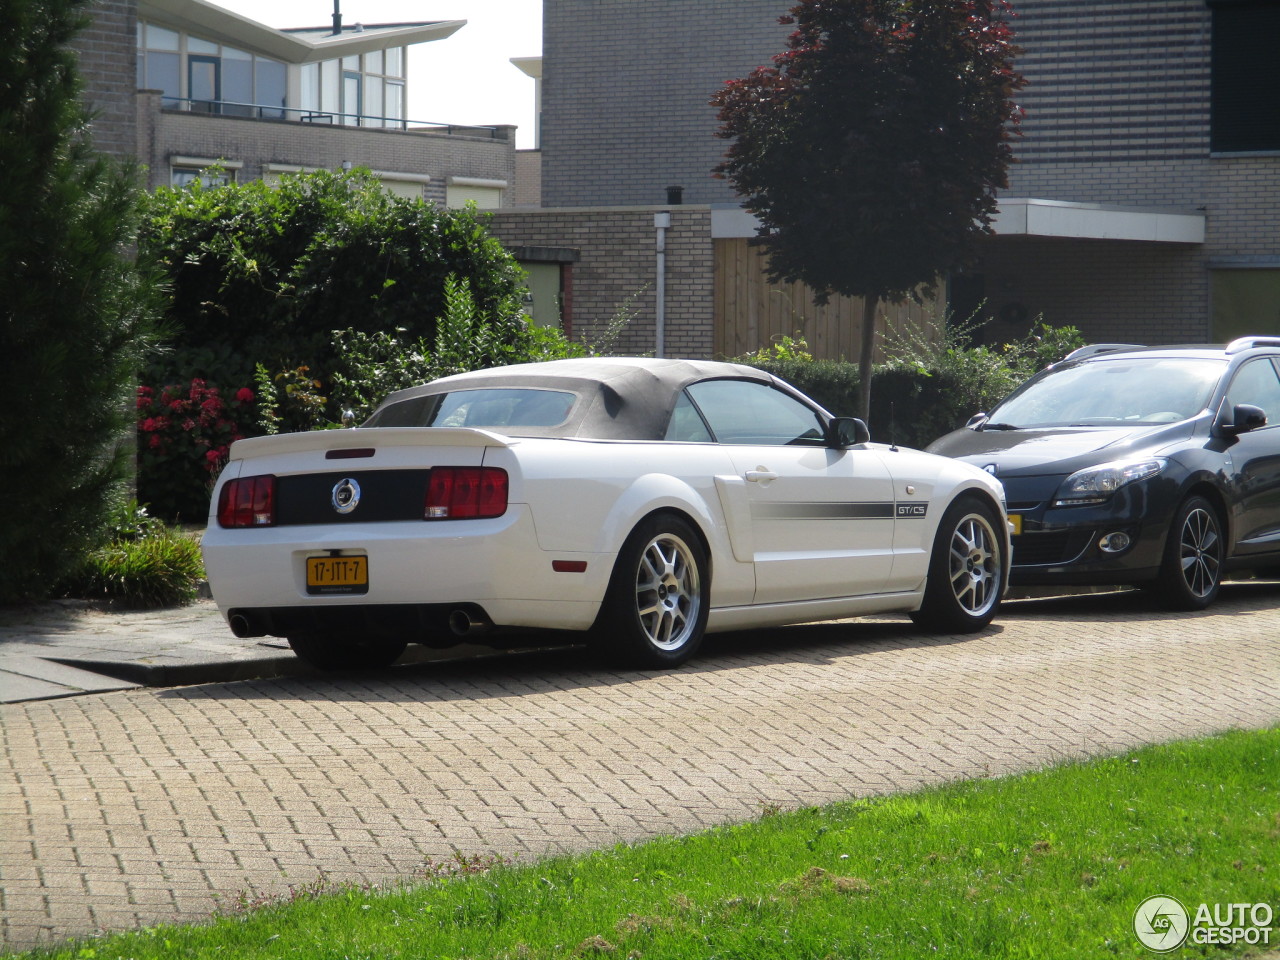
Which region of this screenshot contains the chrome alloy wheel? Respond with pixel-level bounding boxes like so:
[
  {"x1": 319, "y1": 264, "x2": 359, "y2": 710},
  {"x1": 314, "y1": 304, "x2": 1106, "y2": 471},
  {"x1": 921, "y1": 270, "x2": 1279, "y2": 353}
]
[
  {"x1": 634, "y1": 532, "x2": 702, "y2": 651},
  {"x1": 1177, "y1": 505, "x2": 1221, "y2": 599},
  {"x1": 948, "y1": 512, "x2": 1001, "y2": 619}
]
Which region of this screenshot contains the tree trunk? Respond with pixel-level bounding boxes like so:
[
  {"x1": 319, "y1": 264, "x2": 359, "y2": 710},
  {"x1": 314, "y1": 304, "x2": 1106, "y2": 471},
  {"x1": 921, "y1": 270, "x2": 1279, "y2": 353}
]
[{"x1": 857, "y1": 294, "x2": 878, "y2": 419}]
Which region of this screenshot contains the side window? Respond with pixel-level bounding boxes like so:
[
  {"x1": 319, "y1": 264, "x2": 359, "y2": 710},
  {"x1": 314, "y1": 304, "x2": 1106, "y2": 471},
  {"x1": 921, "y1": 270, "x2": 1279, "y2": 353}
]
[
  {"x1": 1227, "y1": 359, "x2": 1280, "y2": 423},
  {"x1": 685, "y1": 379, "x2": 826, "y2": 445},
  {"x1": 664, "y1": 391, "x2": 714, "y2": 442}
]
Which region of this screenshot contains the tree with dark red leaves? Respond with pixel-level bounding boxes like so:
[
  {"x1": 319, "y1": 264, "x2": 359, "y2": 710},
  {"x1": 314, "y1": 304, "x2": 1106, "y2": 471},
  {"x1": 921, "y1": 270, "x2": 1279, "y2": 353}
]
[{"x1": 713, "y1": 0, "x2": 1024, "y2": 418}]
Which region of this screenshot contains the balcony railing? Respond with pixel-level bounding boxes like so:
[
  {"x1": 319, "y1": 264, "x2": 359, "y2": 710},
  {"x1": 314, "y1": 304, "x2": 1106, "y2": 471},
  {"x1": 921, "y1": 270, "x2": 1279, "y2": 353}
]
[{"x1": 156, "y1": 96, "x2": 508, "y2": 139}]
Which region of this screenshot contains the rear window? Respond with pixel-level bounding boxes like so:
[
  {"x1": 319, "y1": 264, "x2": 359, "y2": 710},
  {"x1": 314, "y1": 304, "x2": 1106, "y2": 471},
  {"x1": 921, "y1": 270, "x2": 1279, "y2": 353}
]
[{"x1": 366, "y1": 388, "x2": 576, "y2": 431}]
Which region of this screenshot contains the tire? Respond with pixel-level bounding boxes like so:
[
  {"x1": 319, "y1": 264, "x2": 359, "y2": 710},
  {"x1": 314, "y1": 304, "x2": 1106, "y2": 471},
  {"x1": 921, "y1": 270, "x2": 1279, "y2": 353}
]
[
  {"x1": 287, "y1": 633, "x2": 408, "y2": 671},
  {"x1": 911, "y1": 496, "x2": 1005, "y2": 633},
  {"x1": 591, "y1": 514, "x2": 710, "y2": 668},
  {"x1": 1157, "y1": 495, "x2": 1223, "y2": 610}
]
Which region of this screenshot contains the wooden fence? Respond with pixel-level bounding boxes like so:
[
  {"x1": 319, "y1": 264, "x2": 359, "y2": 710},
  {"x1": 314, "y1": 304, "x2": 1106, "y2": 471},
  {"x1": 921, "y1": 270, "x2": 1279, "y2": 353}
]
[{"x1": 713, "y1": 237, "x2": 944, "y2": 361}]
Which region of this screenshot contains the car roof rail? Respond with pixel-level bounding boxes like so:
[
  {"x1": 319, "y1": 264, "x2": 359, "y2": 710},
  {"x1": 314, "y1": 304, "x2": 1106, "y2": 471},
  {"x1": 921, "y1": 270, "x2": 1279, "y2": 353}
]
[
  {"x1": 1226, "y1": 336, "x2": 1280, "y2": 354},
  {"x1": 1060, "y1": 343, "x2": 1145, "y2": 363}
]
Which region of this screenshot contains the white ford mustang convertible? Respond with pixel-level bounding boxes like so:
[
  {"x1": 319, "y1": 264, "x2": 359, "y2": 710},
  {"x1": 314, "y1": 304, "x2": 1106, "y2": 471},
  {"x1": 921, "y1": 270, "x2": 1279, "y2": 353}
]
[{"x1": 203, "y1": 357, "x2": 1010, "y2": 670}]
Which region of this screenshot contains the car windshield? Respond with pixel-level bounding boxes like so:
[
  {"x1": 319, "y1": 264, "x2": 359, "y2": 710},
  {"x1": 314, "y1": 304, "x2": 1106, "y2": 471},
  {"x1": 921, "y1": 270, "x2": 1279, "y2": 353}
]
[
  {"x1": 988, "y1": 357, "x2": 1225, "y2": 429},
  {"x1": 367, "y1": 388, "x2": 576, "y2": 430}
]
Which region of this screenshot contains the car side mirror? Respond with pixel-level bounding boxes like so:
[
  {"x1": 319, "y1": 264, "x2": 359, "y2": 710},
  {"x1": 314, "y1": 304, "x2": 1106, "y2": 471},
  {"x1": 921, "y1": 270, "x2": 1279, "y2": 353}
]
[
  {"x1": 826, "y1": 417, "x2": 870, "y2": 448},
  {"x1": 1221, "y1": 402, "x2": 1267, "y2": 437},
  {"x1": 966, "y1": 412, "x2": 989, "y2": 430}
]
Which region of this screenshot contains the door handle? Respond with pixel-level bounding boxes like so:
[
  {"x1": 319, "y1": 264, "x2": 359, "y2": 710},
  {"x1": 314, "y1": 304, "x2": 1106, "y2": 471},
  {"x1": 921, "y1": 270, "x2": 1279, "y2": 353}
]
[{"x1": 745, "y1": 469, "x2": 778, "y2": 483}]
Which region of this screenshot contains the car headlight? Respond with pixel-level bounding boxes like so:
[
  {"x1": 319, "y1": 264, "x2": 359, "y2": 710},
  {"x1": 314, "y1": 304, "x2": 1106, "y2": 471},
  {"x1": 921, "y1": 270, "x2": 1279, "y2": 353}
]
[{"x1": 1054, "y1": 458, "x2": 1165, "y2": 506}]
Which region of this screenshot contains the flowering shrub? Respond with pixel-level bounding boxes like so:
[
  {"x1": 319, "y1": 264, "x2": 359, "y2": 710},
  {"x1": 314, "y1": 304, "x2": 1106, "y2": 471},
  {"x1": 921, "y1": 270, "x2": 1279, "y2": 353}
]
[{"x1": 136, "y1": 378, "x2": 255, "y2": 521}]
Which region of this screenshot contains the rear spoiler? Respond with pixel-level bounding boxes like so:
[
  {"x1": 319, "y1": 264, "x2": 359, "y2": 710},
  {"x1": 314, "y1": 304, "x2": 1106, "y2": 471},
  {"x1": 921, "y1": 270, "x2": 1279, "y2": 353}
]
[{"x1": 227, "y1": 427, "x2": 512, "y2": 460}]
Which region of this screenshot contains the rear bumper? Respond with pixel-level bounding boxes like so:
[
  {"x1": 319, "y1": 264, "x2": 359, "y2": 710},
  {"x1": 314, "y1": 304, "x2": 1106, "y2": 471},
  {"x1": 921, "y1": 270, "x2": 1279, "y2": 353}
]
[{"x1": 202, "y1": 505, "x2": 608, "y2": 636}]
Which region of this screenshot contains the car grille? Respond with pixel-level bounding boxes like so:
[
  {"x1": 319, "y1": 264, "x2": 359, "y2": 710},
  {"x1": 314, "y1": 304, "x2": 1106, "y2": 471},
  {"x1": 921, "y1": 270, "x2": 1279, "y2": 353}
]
[{"x1": 1012, "y1": 530, "x2": 1094, "y2": 566}]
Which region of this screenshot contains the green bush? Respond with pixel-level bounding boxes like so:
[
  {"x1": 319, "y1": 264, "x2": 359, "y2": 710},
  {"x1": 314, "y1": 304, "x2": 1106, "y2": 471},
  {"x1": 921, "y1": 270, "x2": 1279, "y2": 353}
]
[
  {"x1": 137, "y1": 170, "x2": 528, "y2": 402},
  {"x1": 61, "y1": 502, "x2": 204, "y2": 608},
  {"x1": 0, "y1": 0, "x2": 162, "y2": 602},
  {"x1": 330, "y1": 275, "x2": 588, "y2": 421}
]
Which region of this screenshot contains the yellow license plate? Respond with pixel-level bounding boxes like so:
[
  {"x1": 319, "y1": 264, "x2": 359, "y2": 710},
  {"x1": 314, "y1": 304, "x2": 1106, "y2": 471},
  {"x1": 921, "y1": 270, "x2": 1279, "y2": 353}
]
[
  {"x1": 1008, "y1": 514, "x2": 1023, "y2": 536},
  {"x1": 306, "y1": 556, "x2": 368, "y2": 595}
]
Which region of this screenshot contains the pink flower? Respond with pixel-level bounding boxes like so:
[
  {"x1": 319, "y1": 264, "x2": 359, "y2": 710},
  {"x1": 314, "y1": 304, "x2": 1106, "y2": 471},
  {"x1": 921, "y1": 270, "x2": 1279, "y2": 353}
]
[
  {"x1": 205, "y1": 449, "x2": 223, "y2": 465},
  {"x1": 236, "y1": 387, "x2": 254, "y2": 403},
  {"x1": 140, "y1": 417, "x2": 157, "y2": 432},
  {"x1": 148, "y1": 434, "x2": 162, "y2": 449}
]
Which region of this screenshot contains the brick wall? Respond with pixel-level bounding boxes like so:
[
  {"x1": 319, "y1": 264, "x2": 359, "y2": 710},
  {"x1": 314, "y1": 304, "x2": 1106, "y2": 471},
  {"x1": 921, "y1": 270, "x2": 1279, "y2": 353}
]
[
  {"x1": 975, "y1": 236, "x2": 1211, "y2": 345},
  {"x1": 488, "y1": 207, "x2": 715, "y2": 358},
  {"x1": 72, "y1": 0, "x2": 137, "y2": 160},
  {"x1": 542, "y1": 0, "x2": 789, "y2": 207},
  {"x1": 513, "y1": 149, "x2": 542, "y2": 207}
]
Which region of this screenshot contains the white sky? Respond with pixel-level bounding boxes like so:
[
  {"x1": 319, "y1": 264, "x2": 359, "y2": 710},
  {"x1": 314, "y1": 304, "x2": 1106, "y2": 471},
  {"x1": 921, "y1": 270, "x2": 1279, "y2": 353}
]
[{"x1": 213, "y1": 0, "x2": 543, "y2": 148}]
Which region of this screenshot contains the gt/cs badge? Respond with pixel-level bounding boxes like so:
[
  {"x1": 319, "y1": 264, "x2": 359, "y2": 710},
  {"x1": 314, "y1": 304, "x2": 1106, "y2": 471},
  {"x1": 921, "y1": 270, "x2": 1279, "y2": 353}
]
[
  {"x1": 896, "y1": 503, "x2": 927, "y2": 518},
  {"x1": 331, "y1": 477, "x2": 361, "y2": 514}
]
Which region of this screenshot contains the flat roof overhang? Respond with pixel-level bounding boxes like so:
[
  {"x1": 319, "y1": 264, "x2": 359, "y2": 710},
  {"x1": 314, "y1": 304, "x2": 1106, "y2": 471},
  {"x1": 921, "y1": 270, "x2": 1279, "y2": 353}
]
[
  {"x1": 990, "y1": 199, "x2": 1205, "y2": 244},
  {"x1": 711, "y1": 199, "x2": 1206, "y2": 244},
  {"x1": 139, "y1": 0, "x2": 463, "y2": 63}
]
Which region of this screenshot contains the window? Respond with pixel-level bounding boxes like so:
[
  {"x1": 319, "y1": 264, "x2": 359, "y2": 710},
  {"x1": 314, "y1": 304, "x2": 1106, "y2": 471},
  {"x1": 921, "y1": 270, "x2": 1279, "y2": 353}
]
[
  {"x1": 684, "y1": 380, "x2": 826, "y2": 445},
  {"x1": 300, "y1": 63, "x2": 319, "y2": 114},
  {"x1": 367, "y1": 389, "x2": 576, "y2": 430},
  {"x1": 255, "y1": 58, "x2": 286, "y2": 119},
  {"x1": 221, "y1": 47, "x2": 253, "y2": 116},
  {"x1": 188, "y1": 54, "x2": 219, "y2": 113},
  {"x1": 138, "y1": 24, "x2": 180, "y2": 104},
  {"x1": 1227, "y1": 358, "x2": 1280, "y2": 420},
  {"x1": 171, "y1": 166, "x2": 233, "y2": 189},
  {"x1": 343, "y1": 71, "x2": 361, "y2": 125},
  {"x1": 664, "y1": 393, "x2": 713, "y2": 442},
  {"x1": 991, "y1": 358, "x2": 1224, "y2": 427},
  {"x1": 1210, "y1": 0, "x2": 1280, "y2": 153},
  {"x1": 1211, "y1": 268, "x2": 1280, "y2": 341},
  {"x1": 446, "y1": 178, "x2": 506, "y2": 209}
]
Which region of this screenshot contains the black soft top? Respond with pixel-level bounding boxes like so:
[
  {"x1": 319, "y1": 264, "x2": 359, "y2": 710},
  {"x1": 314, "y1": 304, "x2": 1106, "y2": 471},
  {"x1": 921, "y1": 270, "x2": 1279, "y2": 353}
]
[{"x1": 363, "y1": 357, "x2": 793, "y2": 440}]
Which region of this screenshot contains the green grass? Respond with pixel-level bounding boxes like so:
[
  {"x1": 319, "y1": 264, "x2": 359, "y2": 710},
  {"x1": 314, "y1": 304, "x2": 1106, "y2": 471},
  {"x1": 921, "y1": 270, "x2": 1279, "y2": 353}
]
[{"x1": 15, "y1": 729, "x2": 1279, "y2": 960}]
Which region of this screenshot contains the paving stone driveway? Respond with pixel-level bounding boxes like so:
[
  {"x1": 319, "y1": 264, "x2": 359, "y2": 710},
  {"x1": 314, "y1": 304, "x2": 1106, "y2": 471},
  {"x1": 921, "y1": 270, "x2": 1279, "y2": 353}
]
[{"x1": 3, "y1": 585, "x2": 1280, "y2": 952}]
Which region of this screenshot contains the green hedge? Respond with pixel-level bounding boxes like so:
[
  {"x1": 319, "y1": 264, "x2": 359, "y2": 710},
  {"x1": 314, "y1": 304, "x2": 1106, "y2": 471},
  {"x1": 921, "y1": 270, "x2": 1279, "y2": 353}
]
[
  {"x1": 747, "y1": 359, "x2": 973, "y2": 449},
  {"x1": 745, "y1": 322, "x2": 1086, "y2": 450}
]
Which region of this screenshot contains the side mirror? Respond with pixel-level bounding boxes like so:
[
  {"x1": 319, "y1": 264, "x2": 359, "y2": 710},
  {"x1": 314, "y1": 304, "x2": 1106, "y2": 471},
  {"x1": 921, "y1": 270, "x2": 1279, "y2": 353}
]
[
  {"x1": 966, "y1": 412, "x2": 989, "y2": 430},
  {"x1": 1221, "y1": 402, "x2": 1267, "y2": 437},
  {"x1": 826, "y1": 417, "x2": 870, "y2": 449}
]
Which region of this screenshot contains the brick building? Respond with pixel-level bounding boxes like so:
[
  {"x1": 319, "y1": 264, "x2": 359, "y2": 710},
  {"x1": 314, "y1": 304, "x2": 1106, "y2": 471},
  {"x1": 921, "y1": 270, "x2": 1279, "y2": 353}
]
[
  {"x1": 486, "y1": 0, "x2": 1280, "y2": 358},
  {"x1": 75, "y1": 0, "x2": 516, "y2": 206}
]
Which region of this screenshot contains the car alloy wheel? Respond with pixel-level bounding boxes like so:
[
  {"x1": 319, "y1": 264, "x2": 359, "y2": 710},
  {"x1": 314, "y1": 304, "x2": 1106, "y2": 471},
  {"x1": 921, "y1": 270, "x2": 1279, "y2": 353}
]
[
  {"x1": 948, "y1": 511, "x2": 1001, "y2": 620},
  {"x1": 592, "y1": 513, "x2": 710, "y2": 668},
  {"x1": 634, "y1": 531, "x2": 702, "y2": 652},
  {"x1": 1160, "y1": 495, "x2": 1223, "y2": 610},
  {"x1": 912, "y1": 495, "x2": 1005, "y2": 633}
]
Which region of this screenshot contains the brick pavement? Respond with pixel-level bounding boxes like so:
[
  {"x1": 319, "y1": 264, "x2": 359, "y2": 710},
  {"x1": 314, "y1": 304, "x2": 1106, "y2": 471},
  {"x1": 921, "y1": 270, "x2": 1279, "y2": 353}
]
[{"x1": 2, "y1": 584, "x2": 1279, "y2": 951}]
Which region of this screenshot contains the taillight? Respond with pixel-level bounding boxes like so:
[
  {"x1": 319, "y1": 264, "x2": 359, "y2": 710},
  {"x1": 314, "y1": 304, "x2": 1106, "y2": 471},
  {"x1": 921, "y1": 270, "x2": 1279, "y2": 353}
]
[
  {"x1": 425, "y1": 467, "x2": 508, "y2": 520},
  {"x1": 217, "y1": 475, "x2": 277, "y2": 528}
]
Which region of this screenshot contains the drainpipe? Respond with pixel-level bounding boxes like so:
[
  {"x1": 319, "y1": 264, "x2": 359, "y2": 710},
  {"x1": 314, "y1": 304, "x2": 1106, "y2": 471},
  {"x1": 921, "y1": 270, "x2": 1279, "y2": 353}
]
[{"x1": 654, "y1": 211, "x2": 670, "y2": 358}]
